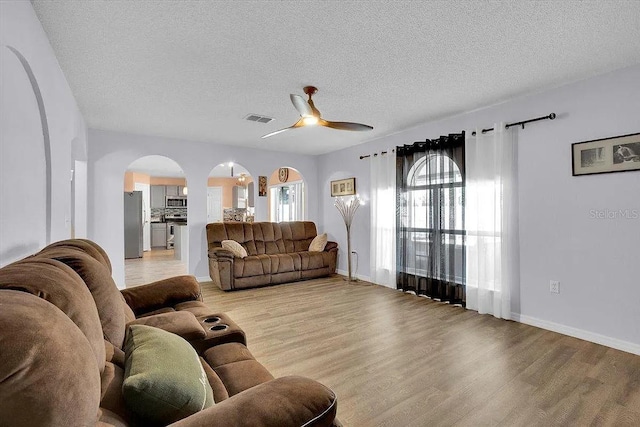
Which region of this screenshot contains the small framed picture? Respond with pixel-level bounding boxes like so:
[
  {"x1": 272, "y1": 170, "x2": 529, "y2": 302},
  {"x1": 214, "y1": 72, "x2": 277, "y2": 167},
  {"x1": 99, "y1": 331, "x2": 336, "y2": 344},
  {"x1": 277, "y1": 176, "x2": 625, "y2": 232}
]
[
  {"x1": 331, "y1": 177, "x2": 356, "y2": 197},
  {"x1": 258, "y1": 176, "x2": 267, "y2": 197},
  {"x1": 572, "y1": 132, "x2": 640, "y2": 176}
]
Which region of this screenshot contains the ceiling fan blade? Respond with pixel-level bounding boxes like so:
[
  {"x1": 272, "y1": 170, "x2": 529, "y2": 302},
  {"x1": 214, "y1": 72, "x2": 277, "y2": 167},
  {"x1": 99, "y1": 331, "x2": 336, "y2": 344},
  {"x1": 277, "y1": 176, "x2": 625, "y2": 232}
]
[
  {"x1": 319, "y1": 119, "x2": 373, "y2": 131},
  {"x1": 261, "y1": 118, "x2": 305, "y2": 139},
  {"x1": 261, "y1": 127, "x2": 293, "y2": 139},
  {"x1": 290, "y1": 94, "x2": 313, "y2": 117}
]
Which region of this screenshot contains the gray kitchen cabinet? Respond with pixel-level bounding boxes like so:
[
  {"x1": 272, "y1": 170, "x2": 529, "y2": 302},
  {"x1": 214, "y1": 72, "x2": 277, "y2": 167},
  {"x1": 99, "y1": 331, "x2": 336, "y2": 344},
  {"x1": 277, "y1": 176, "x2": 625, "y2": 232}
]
[
  {"x1": 166, "y1": 185, "x2": 178, "y2": 196},
  {"x1": 178, "y1": 185, "x2": 187, "y2": 196},
  {"x1": 151, "y1": 223, "x2": 167, "y2": 248},
  {"x1": 151, "y1": 185, "x2": 166, "y2": 209}
]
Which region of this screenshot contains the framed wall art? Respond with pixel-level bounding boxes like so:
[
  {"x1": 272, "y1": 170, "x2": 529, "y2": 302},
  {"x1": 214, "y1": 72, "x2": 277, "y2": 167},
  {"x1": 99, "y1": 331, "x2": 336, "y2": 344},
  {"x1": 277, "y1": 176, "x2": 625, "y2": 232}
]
[
  {"x1": 331, "y1": 177, "x2": 356, "y2": 197},
  {"x1": 258, "y1": 176, "x2": 267, "y2": 197},
  {"x1": 572, "y1": 132, "x2": 640, "y2": 176}
]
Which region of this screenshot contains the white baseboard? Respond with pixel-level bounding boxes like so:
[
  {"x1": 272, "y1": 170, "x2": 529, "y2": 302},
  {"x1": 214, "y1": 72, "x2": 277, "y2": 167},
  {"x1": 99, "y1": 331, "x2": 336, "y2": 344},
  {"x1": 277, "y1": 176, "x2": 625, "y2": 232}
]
[
  {"x1": 511, "y1": 312, "x2": 640, "y2": 356},
  {"x1": 335, "y1": 269, "x2": 371, "y2": 283},
  {"x1": 196, "y1": 276, "x2": 212, "y2": 283}
]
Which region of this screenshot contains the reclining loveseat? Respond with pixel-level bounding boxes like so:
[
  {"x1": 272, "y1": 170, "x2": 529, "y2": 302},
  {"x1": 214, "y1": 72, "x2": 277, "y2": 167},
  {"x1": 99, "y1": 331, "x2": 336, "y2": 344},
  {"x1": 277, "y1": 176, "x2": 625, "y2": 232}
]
[{"x1": 0, "y1": 239, "x2": 339, "y2": 426}]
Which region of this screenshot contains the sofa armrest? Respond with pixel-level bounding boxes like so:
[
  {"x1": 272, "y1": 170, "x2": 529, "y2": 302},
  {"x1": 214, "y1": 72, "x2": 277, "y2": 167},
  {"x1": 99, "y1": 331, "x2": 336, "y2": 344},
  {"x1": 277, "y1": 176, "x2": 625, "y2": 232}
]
[
  {"x1": 121, "y1": 275, "x2": 202, "y2": 316},
  {"x1": 325, "y1": 241, "x2": 338, "y2": 252},
  {"x1": 208, "y1": 248, "x2": 234, "y2": 260},
  {"x1": 170, "y1": 376, "x2": 337, "y2": 427}
]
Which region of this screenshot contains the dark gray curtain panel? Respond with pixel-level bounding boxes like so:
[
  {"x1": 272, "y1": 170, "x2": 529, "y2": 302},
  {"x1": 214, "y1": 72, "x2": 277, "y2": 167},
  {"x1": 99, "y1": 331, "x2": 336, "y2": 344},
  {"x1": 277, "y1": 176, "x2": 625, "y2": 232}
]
[{"x1": 396, "y1": 133, "x2": 466, "y2": 306}]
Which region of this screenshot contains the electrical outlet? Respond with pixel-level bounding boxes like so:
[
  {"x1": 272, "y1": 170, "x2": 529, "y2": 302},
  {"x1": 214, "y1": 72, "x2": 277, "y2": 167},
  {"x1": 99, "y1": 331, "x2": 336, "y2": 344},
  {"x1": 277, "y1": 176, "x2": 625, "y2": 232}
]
[{"x1": 550, "y1": 280, "x2": 560, "y2": 294}]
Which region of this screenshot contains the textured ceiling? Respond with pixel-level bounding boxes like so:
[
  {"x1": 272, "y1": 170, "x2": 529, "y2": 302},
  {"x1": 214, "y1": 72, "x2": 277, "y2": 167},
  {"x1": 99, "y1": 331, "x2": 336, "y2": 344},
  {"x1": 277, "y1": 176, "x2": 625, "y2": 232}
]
[{"x1": 33, "y1": 1, "x2": 640, "y2": 155}]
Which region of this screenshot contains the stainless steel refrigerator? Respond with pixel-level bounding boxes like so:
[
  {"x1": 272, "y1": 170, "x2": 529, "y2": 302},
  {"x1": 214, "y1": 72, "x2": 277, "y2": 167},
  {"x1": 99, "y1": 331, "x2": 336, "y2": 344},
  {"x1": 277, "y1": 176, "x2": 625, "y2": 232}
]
[{"x1": 124, "y1": 191, "x2": 143, "y2": 259}]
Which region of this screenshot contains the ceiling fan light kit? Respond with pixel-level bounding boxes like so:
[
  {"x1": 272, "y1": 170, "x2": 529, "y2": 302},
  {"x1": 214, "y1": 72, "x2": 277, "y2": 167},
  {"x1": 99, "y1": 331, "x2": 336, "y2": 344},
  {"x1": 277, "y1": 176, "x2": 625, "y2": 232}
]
[{"x1": 261, "y1": 86, "x2": 373, "y2": 139}]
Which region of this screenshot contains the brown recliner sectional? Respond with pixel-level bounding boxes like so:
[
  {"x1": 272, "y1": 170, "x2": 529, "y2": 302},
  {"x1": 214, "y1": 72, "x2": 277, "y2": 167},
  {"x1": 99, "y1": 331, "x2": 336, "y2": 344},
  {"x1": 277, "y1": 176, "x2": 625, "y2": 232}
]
[
  {"x1": 207, "y1": 221, "x2": 338, "y2": 290},
  {"x1": 0, "y1": 238, "x2": 339, "y2": 426}
]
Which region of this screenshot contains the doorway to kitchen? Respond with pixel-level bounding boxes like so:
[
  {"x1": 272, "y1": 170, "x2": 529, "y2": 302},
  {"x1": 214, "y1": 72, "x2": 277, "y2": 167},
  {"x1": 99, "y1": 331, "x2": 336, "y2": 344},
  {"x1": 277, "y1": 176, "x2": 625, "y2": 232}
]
[{"x1": 124, "y1": 155, "x2": 188, "y2": 287}]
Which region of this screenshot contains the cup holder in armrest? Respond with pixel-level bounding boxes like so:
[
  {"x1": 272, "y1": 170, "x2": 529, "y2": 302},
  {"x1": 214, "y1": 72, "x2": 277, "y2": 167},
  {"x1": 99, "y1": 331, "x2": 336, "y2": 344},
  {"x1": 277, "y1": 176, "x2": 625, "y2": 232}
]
[
  {"x1": 210, "y1": 324, "x2": 228, "y2": 332},
  {"x1": 203, "y1": 316, "x2": 221, "y2": 324}
]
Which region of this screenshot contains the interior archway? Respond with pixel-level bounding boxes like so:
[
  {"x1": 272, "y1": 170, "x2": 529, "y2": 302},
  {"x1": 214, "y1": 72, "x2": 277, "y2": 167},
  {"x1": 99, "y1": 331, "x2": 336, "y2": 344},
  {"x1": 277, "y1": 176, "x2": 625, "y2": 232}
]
[
  {"x1": 207, "y1": 162, "x2": 254, "y2": 223},
  {"x1": 267, "y1": 167, "x2": 305, "y2": 222},
  {"x1": 0, "y1": 46, "x2": 49, "y2": 265},
  {"x1": 123, "y1": 155, "x2": 187, "y2": 286}
]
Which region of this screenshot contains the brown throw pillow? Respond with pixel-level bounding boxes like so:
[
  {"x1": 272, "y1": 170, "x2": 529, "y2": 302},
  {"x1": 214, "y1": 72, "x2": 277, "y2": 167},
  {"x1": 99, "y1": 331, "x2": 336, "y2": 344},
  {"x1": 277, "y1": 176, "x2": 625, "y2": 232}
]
[
  {"x1": 309, "y1": 233, "x2": 328, "y2": 252},
  {"x1": 221, "y1": 240, "x2": 247, "y2": 258}
]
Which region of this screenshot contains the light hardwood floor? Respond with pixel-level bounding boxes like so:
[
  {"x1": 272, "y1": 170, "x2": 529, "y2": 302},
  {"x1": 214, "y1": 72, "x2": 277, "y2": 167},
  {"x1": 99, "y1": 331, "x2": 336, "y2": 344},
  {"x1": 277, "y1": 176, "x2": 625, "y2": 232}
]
[
  {"x1": 125, "y1": 258, "x2": 640, "y2": 426},
  {"x1": 124, "y1": 249, "x2": 186, "y2": 287}
]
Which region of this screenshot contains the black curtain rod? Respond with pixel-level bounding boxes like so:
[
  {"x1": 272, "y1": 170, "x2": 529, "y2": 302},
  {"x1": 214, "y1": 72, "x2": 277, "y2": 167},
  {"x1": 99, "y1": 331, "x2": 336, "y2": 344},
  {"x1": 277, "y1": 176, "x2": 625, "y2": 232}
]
[
  {"x1": 360, "y1": 112, "x2": 555, "y2": 158},
  {"x1": 359, "y1": 148, "x2": 395, "y2": 160},
  {"x1": 471, "y1": 112, "x2": 556, "y2": 136}
]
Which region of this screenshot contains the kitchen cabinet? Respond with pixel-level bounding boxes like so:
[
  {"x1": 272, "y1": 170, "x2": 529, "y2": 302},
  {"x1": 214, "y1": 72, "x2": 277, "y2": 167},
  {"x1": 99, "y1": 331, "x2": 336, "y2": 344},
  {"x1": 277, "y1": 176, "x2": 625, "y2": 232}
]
[
  {"x1": 166, "y1": 185, "x2": 178, "y2": 196},
  {"x1": 165, "y1": 185, "x2": 187, "y2": 197},
  {"x1": 151, "y1": 186, "x2": 166, "y2": 209},
  {"x1": 151, "y1": 223, "x2": 167, "y2": 248}
]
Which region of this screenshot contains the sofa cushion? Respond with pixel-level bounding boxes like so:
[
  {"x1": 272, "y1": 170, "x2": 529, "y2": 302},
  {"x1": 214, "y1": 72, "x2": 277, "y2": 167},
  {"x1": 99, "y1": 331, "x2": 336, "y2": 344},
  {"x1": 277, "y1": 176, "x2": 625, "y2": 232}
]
[
  {"x1": 100, "y1": 362, "x2": 130, "y2": 422},
  {"x1": 203, "y1": 343, "x2": 275, "y2": 397},
  {"x1": 37, "y1": 247, "x2": 131, "y2": 349},
  {"x1": 127, "y1": 311, "x2": 207, "y2": 341},
  {"x1": 299, "y1": 251, "x2": 328, "y2": 270},
  {"x1": 234, "y1": 254, "x2": 271, "y2": 278},
  {"x1": 0, "y1": 290, "x2": 101, "y2": 427},
  {"x1": 253, "y1": 222, "x2": 285, "y2": 255},
  {"x1": 42, "y1": 238, "x2": 112, "y2": 273},
  {"x1": 221, "y1": 240, "x2": 247, "y2": 258},
  {"x1": 309, "y1": 233, "x2": 328, "y2": 252},
  {"x1": 0, "y1": 258, "x2": 106, "y2": 373},
  {"x1": 281, "y1": 221, "x2": 317, "y2": 252},
  {"x1": 123, "y1": 325, "x2": 214, "y2": 425},
  {"x1": 269, "y1": 253, "x2": 300, "y2": 274}
]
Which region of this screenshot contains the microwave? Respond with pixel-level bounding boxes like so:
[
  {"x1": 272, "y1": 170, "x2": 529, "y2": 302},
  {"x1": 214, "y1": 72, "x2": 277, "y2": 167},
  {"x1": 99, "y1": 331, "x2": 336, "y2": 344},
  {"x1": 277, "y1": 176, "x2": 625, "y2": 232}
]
[{"x1": 166, "y1": 196, "x2": 187, "y2": 207}]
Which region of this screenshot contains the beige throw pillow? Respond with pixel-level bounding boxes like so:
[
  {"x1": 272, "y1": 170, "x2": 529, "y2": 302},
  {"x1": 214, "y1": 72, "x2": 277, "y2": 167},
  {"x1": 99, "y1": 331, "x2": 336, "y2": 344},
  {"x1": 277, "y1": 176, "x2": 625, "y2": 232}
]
[
  {"x1": 309, "y1": 233, "x2": 328, "y2": 252},
  {"x1": 221, "y1": 240, "x2": 247, "y2": 258}
]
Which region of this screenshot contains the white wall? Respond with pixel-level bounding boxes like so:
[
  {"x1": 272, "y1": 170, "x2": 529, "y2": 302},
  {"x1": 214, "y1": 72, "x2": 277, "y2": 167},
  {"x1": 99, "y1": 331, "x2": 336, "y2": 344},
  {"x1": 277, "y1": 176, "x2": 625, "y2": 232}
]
[
  {"x1": 88, "y1": 129, "x2": 319, "y2": 286},
  {"x1": 318, "y1": 64, "x2": 640, "y2": 353},
  {"x1": 0, "y1": 2, "x2": 87, "y2": 266}
]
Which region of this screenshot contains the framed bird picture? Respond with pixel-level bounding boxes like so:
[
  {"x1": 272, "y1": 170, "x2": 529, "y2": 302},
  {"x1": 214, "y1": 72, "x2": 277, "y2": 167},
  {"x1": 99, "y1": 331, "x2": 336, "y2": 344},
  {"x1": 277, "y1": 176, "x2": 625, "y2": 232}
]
[{"x1": 572, "y1": 132, "x2": 640, "y2": 176}]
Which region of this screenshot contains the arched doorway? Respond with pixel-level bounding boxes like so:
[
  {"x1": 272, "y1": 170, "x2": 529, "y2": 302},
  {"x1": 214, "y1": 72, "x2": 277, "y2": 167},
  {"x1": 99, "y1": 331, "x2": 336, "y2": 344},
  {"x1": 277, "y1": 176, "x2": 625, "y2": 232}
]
[
  {"x1": 268, "y1": 167, "x2": 305, "y2": 222},
  {"x1": 123, "y1": 155, "x2": 187, "y2": 286},
  {"x1": 207, "y1": 162, "x2": 254, "y2": 223}
]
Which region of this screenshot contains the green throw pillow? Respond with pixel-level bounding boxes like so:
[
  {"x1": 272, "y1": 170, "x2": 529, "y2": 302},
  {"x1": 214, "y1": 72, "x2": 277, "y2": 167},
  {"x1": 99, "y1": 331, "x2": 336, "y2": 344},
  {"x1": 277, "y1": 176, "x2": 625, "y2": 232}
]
[{"x1": 123, "y1": 324, "x2": 214, "y2": 425}]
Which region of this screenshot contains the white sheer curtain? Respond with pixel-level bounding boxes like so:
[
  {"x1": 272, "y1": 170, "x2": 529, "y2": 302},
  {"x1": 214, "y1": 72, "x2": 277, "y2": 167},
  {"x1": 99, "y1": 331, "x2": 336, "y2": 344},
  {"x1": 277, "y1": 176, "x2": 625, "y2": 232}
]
[
  {"x1": 370, "y1": 151, "x2": 396, "y2": 288},
  {"x1": 465, "y1": 123, "x2": 519, "y2": 319}
]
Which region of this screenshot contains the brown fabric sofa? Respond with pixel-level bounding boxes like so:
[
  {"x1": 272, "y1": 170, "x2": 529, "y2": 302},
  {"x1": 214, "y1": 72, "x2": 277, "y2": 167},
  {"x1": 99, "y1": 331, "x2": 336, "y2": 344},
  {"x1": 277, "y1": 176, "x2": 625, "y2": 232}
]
[
  {"x1": 0, "y1": 239, "x2": 339, "y2": 426},
  {"x1": 207, "y1": 221, "x2": 338, "y2": 290}
]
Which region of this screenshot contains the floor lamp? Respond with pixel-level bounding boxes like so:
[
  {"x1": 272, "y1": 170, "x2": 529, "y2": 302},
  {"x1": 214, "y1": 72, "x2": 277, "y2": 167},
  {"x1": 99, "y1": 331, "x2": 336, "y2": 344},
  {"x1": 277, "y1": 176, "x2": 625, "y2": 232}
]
[{"x1": 334, "y1": 195, "x2": 362, "y2": 282}]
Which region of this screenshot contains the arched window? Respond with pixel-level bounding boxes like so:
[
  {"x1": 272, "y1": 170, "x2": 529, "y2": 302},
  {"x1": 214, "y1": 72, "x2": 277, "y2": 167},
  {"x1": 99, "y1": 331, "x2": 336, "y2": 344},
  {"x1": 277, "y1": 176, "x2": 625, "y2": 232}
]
[{"x1": 405, "y1": 154, "x2": 464, "y2": 231}]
